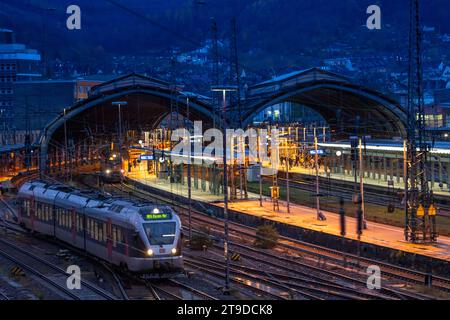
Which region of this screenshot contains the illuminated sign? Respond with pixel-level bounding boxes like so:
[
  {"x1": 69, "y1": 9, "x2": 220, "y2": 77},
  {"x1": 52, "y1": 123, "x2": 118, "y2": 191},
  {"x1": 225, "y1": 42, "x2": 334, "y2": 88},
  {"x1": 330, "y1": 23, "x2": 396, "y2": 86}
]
[
  {"x1": 144, "y1": 213, "x2": 171, "y2": 220},
  {"x1": 139, "y1": 154, "x2": 154, "y2": 161},
  {"x1": 309, "y1": 149, "x2": 324, "y2": 155}
]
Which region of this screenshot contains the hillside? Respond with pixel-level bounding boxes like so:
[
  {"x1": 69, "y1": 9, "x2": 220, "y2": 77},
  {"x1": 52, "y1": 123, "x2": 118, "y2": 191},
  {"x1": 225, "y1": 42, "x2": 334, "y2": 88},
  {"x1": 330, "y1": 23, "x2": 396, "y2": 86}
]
[{"x1": 0, "y1": 0, "x2": 449, "y2": 72}]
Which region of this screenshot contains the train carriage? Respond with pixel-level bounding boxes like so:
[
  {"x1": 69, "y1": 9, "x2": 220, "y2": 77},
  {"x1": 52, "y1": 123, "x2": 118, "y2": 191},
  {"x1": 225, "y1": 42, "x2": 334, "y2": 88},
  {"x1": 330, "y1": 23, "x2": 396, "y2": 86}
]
[{"x1": 17, "y1": 181, "x2": 183, "y2": 276}]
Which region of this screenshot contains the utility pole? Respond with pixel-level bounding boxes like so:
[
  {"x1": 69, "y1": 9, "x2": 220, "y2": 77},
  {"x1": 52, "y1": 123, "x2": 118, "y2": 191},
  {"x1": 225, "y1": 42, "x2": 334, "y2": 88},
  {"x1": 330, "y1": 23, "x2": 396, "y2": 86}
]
[
  {"x1": 211, "y1": 86, "x2": 237, "y2": 294},
  {"x1": 359, "y1": 137, "x2": 367, "y2": 229},
  {"x1": 63, "y1": 108, "x2": 68, "y2": 181},
  {"x1": 285, "y1": 138, "x2": 290, "y2": 214},
  {"x1": 405, "y1": 0, "x2": 437, "y2": 243},
  {"x1": 112, "y1": 101, "x2": 127, "y2": 192},
  {"x1": 183, "y1": 93, "x2": 193, "y2": 242},
  {"x1": 210, "y1": 18, "x2": 220, "y2": 129},
  {"x1": 356, "y1": 194, "x2": 363, "y2": 267},
  {"x1": 314, "y1": 128, "x2": 325, "y2": 220},
  {"x1": 257, "y1": 128, "x2": 263, "y2": 207}
]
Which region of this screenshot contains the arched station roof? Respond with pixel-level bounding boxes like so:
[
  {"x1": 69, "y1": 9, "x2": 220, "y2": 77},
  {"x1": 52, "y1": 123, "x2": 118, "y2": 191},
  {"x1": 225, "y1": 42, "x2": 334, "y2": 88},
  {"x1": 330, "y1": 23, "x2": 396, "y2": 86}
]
[
  {"x1": 39, "y1": 73, "x2": 214, "y2": 171},
  {"x1": 242, "y1": 68, "x2": 407, "y2": 139}
]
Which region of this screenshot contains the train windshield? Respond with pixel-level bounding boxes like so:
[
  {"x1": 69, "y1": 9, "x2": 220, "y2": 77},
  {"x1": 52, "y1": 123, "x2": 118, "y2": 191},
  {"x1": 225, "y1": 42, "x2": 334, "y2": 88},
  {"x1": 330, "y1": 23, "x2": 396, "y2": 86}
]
[{"x1": 143, "y1": 222, "x2": 176, "y2": 245}]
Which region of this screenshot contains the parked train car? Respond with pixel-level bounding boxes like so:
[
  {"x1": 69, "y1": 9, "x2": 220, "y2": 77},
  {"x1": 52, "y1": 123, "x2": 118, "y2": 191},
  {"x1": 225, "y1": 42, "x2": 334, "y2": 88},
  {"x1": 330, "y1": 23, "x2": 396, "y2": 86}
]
[{"x1": 17, "y1": 181, "x2": 183, "y2": 276}]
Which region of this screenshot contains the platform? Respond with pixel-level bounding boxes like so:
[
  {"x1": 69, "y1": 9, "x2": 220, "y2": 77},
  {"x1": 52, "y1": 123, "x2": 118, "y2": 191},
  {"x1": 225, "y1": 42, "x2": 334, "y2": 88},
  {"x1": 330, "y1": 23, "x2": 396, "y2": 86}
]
[
  {"x1": 127, "y1": 171, "x2": 257, "y2": 203},
  {"x1": 277, "y1": 165, "x2": 450, "y2": 197},
  {"x1": 214, "y1": 199, "x2": 450, "y2": 262}
]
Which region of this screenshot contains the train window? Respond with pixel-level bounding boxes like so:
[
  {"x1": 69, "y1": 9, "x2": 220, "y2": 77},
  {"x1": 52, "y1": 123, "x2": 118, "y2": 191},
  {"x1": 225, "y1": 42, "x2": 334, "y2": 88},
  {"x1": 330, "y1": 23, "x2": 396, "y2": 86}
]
[
  {"x1": 23, "y1": 201, "x2": 26, "y2": 216},
  {"x1": 88, "y1": 219, "x2": 92, "y2": 237},
  {"x1": 103, "y1": 224, "x2": 107, "y2": 242},
  {"x1": 143, "y1": 222, "x2": 176, "y2": 245},
  {"x1": 98, "y1": 226, "x2": 103, "y2": 243}
]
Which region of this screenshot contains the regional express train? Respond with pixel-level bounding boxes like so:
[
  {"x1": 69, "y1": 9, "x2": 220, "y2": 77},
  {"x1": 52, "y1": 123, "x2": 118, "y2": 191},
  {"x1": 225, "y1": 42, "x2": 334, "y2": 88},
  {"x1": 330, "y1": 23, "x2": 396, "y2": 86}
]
[{"x1": 17, "y1": 181, "x2": 183, "y2": 275}]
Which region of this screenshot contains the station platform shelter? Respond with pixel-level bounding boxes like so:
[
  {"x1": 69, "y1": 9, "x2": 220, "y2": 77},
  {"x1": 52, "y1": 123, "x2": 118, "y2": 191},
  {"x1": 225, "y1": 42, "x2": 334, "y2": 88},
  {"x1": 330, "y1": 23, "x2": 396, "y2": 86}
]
[{"x1": 274, "y1": 139, "x2": 450, "y2": 197}]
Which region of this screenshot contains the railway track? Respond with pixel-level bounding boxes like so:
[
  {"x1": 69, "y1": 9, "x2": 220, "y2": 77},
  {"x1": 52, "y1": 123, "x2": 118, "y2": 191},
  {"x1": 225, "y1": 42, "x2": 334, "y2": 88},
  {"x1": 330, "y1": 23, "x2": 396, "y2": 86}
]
[
  {"x1": 185, "y1": 254, "x2": 367, "y2": 300},
  {"x1": 0, "y1": 237, "x2": 118, "y2": 300},
  {"x1": 0, "y1": 290, "x2": 9, "y2": 300},
  {"x1": 150, "y1": 282, "x2": 182, "y2": 300},
  {"x1": 90, "y1": 179, "x2": 435, "y2": 299},
  {"x1": 167, "y1": 278, "x2": 218, "y2": 300},
  {"x1": 274, "y1": 176, "x2": 450, "y2": 218},
  {"x1": 184, "y1": 258, "x2": 292, "y2": 300},
  {"x1": 108, "y1": 177, "x2": 450, "y2": 297},
  {"x1": 186, "y1": 209, "x2": 450, "y2": 294},
  {"x1": 70, "y1": 174, "x2": 449, "y2": 299},
  {"x1": 184, "y1": 224, "x2": 431, "y2": 300},
  {"x1": 107, "y1": 179, "x2": 450, "y2": 292},
  {"x1": 0, "y1": 209, "x2": 214, "y2": 301}
]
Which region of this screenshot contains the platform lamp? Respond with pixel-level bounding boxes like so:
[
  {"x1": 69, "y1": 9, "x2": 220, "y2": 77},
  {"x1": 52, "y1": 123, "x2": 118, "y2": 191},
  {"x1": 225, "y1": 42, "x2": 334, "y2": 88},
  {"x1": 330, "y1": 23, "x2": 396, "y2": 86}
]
[
  {"x1": 211, "y1": 85, "x2": 237, "y2": 293},
  {"x1": 112, "y1": 101, "x2": 128, "y2": 192}
]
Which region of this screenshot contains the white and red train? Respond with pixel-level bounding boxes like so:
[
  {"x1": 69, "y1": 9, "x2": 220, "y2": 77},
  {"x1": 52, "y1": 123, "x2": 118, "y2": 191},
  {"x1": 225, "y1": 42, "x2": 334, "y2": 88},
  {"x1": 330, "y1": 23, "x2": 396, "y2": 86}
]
[{"x1": 17, "y1": 181, "x2": 183, "y2": 276}]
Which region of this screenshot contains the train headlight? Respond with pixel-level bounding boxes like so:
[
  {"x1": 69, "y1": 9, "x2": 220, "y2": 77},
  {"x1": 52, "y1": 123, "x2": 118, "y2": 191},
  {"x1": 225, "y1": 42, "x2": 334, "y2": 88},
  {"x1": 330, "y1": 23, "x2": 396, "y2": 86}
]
[
  {"x1": 147, "y1": 249, "x2": 154, "y2": 256},
  {"x1": 105, "y1": 169, "x2": 111, "y2": 174},
  {"x1": 171, "y1": 248, "x2": 177, "y2": 255}
]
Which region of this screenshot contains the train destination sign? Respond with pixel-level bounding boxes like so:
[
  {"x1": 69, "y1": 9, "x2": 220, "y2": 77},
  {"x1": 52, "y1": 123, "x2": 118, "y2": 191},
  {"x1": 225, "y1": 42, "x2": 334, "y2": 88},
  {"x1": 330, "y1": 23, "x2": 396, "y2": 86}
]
[{"x1": 144, "y1": 213, "x2": 172, "y2": 220}]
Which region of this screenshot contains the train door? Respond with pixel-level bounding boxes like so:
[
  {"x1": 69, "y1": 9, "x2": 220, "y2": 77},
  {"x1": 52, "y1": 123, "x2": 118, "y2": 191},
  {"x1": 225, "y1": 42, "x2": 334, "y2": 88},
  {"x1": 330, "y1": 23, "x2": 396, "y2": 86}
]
[
  {"x1": 123, "y1": 229, "x2": 129, "y2": 257},
  {"x1": 71, "y1": 209, "x2": 77, "y2": 244},
  {"x1": 17, "y1": 197, "x2": 22, "y2": 223},
  {"x1": 52, "y1": 204, "x2": 56, "y2": 237},
  {"x1": 83, "y1": 211, "x2": 87, "y2": 251},
  {"x1": 107, "y1": 218, "x2": 112, "y2": 261},
  {"x1": 30, "y1": 197, "x2": 35, "y2": 232}
]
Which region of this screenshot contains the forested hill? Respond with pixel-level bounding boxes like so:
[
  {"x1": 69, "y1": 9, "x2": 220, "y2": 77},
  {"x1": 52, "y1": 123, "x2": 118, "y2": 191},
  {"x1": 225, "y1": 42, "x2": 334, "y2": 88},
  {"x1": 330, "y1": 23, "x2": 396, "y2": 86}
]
[{"x1": 0, "y1": 0, "x2": 448, "y2": 65}]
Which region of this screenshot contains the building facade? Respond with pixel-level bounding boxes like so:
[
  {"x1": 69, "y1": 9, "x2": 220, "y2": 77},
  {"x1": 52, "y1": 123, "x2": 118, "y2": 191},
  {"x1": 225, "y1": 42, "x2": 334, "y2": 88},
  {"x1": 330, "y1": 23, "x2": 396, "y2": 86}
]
[{"x1": 0, "y1": 29, "x2": 41, "y2": 145}]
